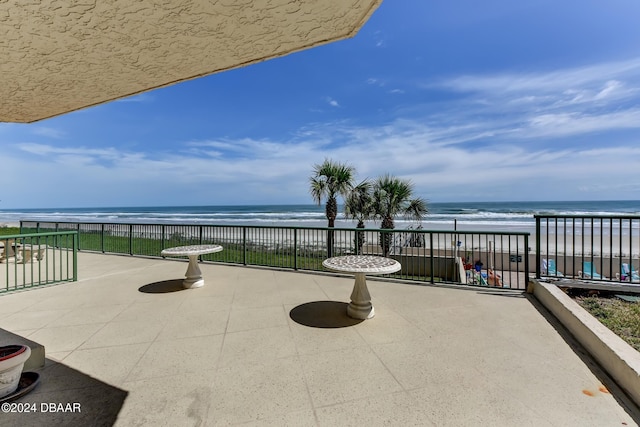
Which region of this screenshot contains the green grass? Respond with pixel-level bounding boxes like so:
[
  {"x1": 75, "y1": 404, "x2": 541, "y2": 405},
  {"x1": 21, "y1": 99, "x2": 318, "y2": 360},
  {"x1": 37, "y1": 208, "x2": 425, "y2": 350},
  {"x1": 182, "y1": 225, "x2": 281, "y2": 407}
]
[
  {"x1": 574, "y1": 294, "x2": 640, "y2": 352},
  {"x1": 0, "y1": 227, "x2": 21, "y2": 235}
]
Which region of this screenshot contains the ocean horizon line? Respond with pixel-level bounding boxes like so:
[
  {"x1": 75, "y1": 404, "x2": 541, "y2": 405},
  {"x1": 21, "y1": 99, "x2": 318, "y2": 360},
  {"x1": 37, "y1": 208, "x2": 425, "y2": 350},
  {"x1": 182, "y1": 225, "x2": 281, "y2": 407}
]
[
  {"x1": 1, "y1": 201, "x2": 639, "y2": 235},
  {"x1": 3, "y1": 199, "x2": 640, "y2": 211}
]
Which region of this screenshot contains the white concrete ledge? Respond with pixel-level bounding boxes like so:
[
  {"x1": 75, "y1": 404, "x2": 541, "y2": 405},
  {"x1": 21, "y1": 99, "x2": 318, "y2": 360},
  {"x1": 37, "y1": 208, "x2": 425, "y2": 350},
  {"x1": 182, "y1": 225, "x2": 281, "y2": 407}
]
[{"x1": 531, "y1": 280, "x2": 640, "y2": 407}]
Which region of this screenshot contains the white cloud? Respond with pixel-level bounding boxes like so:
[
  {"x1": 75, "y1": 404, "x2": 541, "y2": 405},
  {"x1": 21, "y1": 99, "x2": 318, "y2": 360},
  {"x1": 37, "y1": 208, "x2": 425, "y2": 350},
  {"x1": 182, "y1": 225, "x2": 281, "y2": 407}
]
[
  {"x1": 15, "y1": 143, "x2": 135, "y2": 166},
  {"x1": 366, "y1": 78, "x2": 386, "y2": 88},
  {"x1": 594, "y1": 80, "x2": 624, "y2": 100},
  {"x1": 435, "y1": 58, "x2": 640, "y2": 94},
  {"x1": 372, "y1": 31, "x2": 386, "y2": 48},
  {"x1": 523, "y1": 109, "x2": 640, "y2": 138},
  {"x1": 32, "y1": 127, "x2": 66, "y2": 139},
  {"x1": 400, "y1": 57, "x2": 640, "y2": 145},
  {"x1": 326, "y1": 97, "x2": 340, "y2": 107}
]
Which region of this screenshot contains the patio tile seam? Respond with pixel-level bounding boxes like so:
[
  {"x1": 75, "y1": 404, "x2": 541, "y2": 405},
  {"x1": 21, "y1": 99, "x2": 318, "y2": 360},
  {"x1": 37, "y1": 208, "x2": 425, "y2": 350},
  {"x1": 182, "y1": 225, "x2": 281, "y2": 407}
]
[
  {"x1": 65, "y1": 297, "x2": 154, "y2": 351},
  {"x1": 291, "y1": 352, "x2": 323, "y2": 422},
  {"x1": 120, "y1": 367, "x2": 218, "y2": 388},
  {"x1": 1, "y1": 310, "x2": 72, "y2": 336},
  {"x1": 365, "y1": 341, "x2": 418, "y2": 395},
  {"x1": 78, "y1": 336, "x2": 161, "y2": 351},
  {"x1": 211, "y1": 302, "x2": 235, "y2": 378},
  {"x1": 310, "y1": 388, "x2": 419, "y2": 413},
  {"x1": 69, "y1": 341, "x2": 155, "y2": 387}
]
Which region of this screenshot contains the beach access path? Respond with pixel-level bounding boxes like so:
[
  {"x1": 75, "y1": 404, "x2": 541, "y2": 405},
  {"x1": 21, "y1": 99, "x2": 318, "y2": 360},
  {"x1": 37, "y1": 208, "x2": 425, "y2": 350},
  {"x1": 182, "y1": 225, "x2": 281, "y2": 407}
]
[{"x1": 0, "y1": 252, "x2": 638, "y2": 425}]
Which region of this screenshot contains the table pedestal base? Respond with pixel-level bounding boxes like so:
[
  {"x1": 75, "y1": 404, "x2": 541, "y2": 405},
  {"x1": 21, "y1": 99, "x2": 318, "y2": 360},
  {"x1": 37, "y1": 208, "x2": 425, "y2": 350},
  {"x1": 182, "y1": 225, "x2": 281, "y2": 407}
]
[
  {"x1": 347, "y1": 273, "x2": 375, "y2": 319},
  {"x1": 183, "y1": 255, "x2": 204, "y2": 289}
]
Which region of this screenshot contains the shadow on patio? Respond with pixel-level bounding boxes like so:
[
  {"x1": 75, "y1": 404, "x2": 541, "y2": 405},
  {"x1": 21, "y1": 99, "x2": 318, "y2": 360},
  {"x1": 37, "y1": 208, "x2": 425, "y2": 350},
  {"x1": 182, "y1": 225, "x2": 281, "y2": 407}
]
[
  {"x1": 289, "y1": 301, "x2": 364, "y2": 328},
  {"x1": 2, "y1": 358, "x2": 127, "y2": 427}
]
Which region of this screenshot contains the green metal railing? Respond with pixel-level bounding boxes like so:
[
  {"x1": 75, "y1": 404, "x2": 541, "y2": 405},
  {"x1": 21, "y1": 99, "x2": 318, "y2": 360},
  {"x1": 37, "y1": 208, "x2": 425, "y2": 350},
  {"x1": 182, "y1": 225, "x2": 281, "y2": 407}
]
[
  {"x1": 1, "y1": 231, "x2": 78, "y2": 293},
  {"x1": 21, "y1": 221, "x2": 530, "y2": 289},
  {"x1": 535, "y1": 214, "x2": 640, "y2": 282}
]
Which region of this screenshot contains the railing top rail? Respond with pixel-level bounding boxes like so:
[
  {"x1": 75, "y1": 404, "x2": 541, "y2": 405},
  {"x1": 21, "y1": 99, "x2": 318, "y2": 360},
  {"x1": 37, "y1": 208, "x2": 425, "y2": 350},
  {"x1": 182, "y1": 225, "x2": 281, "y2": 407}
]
[
  {"x1": 534, "y1": 214, "x2": 640, "y2": 220},
  {"x1": 1, "y1": 231, "x2": 78, "y2": 239},
  {"x1": 19, "y1": 220, "x2": 530, "y2": 236}
]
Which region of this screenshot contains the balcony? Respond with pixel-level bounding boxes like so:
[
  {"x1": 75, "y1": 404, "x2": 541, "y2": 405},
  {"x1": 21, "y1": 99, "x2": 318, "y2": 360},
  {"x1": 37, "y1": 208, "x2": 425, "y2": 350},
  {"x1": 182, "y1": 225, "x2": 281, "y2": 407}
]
[{"x1": 0, "y1": 252, "x2": 637, "y2": 425}]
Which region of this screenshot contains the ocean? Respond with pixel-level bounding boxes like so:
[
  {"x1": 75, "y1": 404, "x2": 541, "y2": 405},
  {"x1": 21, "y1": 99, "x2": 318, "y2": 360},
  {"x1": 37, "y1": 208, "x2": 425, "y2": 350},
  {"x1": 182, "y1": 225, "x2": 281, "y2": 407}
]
[{"x1": 2, "y1": 200, "x2": 640, "y2": 234}]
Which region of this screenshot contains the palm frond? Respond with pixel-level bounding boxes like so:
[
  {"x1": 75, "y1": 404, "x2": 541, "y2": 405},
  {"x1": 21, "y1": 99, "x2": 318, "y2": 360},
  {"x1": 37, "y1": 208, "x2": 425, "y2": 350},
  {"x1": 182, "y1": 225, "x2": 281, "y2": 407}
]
[
  {"x1": 309, "y1": 158, "x2": 356, "y2": 224},
  {"x1": 309, "y1": 177, "x2": 326, "y2": 206},
  {"x1": 344, "y1": 179, "x2": 373, "y2": 223},
  {"x1": 371, "y1": 174, "x2": 427, "y2": 226}
]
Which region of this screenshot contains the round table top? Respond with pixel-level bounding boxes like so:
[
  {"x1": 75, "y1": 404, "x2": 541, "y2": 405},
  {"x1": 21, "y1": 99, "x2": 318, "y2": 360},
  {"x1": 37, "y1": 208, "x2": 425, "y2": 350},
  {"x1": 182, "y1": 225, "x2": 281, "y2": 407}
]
[
  {"x1": 161, "y1": 244, "x2": 223, "y2": 257},
  {"x1": 322, "y1": 255, "x2": 401, "y2": 275}
]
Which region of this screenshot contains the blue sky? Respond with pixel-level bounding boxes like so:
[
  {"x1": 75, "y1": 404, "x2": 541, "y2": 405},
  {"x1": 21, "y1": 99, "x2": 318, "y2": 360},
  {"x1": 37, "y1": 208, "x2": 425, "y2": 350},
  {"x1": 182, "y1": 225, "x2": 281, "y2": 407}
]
[{"x1": 2, "y1": 0, "x2": 640, "y2": 209}]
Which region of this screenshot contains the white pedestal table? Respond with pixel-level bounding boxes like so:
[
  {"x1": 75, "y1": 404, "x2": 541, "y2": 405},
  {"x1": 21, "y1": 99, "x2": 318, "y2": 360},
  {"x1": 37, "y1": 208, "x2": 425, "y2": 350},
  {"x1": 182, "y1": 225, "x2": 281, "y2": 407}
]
[
  {"x1": 322, "y1": 255, "x2": 401, "y2": 320},
  {"x1": 161, "y1": 244, "x2": 223, "y2": 289}
]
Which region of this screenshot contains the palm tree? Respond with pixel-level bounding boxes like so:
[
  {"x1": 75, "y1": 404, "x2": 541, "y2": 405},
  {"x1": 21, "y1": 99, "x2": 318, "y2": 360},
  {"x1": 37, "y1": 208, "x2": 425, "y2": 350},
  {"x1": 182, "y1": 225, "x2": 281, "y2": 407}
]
[
  {"x1": 344, "y1": 179, "x2": 373, "y2": 254},
  {"x1": 371, "y1": 174, "x2": 428, "y2": 256},
  {"x1": 309, "y1": 159, "x2": 355, "y2": 257}
]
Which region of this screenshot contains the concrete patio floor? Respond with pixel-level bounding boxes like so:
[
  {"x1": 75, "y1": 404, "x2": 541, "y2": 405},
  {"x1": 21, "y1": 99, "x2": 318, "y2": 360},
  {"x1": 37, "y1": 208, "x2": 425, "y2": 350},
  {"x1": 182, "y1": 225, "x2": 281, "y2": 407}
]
[{"x1": 1, "y1": 252, "x2": 639, "y2": 426}]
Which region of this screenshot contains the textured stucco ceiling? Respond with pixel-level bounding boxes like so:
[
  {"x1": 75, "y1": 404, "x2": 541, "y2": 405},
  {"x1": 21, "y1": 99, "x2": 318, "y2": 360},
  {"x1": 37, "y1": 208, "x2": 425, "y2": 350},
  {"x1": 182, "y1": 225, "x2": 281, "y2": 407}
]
[{"x1": 0, "y1": 0, "x2": 382, "y2": 123}]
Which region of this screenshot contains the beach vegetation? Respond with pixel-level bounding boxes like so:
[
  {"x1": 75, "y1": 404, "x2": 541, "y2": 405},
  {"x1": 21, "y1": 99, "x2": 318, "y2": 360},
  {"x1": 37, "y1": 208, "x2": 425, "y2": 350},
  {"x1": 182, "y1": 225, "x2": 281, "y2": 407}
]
[
  {"x1": 574, "y1": 294, "x2": 640, "y2": 352},
  {"x1": 309, "y1": 158, "x2": 355, "y2": 256},
  {"x1": 371, "y1": 174, "x2": 428, "y2": 256}
]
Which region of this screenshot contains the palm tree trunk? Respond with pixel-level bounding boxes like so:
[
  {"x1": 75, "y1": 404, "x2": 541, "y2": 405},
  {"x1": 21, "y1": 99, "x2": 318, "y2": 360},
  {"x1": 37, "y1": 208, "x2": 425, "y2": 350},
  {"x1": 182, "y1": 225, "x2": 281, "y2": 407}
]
[
  {"x1": 355, "y1": 220, "x2": 365, "y2": 254},
  {"x1": 327, "y1": 226, "x2": 335, "y2": 258},
  {"x1": 326, "y1": 197, "x2": 337, "y2": 258},
  {"x1": 380, "y1": 216, "x2": 394, "y2": 257}
]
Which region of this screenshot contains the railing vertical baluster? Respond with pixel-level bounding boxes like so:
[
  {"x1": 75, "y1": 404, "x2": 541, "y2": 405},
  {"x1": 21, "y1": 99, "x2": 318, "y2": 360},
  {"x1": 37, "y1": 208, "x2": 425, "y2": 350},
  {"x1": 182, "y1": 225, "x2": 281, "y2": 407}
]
[
  {"x1": 59, "y1": 235, "x2": 63, "y2": 282},
  {"x1": 49, "y1": 235, "x2": 54, "y2": 284},
  {"x1": 590, "y1": 219, "x2": 594, "y2": 280},
  {"x1": 600, "y1": 218, "x2": 604, "y2": 279},
  {"x1": 161, "y1": 224, "x2": 166, "y2": 252},
  {"x1": 524, "y1": 234, "x2": 529, "y2": 289},
  {"x1": 562, "y1": 217, "x2": 566, "y2": 279},
  {"x1": 243, "y1": 226, "x2": 247, "y2": 266},
  {"x1": 571, "y1": 218, "x2": 575, "y2": 278},
  {"x1": 544, "y1": 218, "x2": 556, "y2": 275},
  {"x1": 554, "y1": 219, "x2": 558, "y2": 276},
  {"x1": 631, "y1": 218, "x2": 634, "y2": 280},
  {"x1": 429, "y1": 233, "x2": 434, "y2": 284},
  {"x1": 610, "y1": 218, "x2": 614, "y2": 280},
  {"x1": 619, "y1": 219, "x2": 624, "y2": 278},
  {"x1": 294, "y1": 228, "x2": 298, "y2": 270},
  {"x1": 77, "y1": 223, "x2": 81, "y2": 251},
  {"x1": 581, "y1": 219, "x2": 585, "y2": 277},
  {"x1": 129, "y1": 224, "x2": 133, "y2": 256},
  {"x1": 65, "y1": 234, "x2": 70, "y2": 280},
  {"x1": 73, "y1": 232, "x2": 78, "y2": 281}
]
